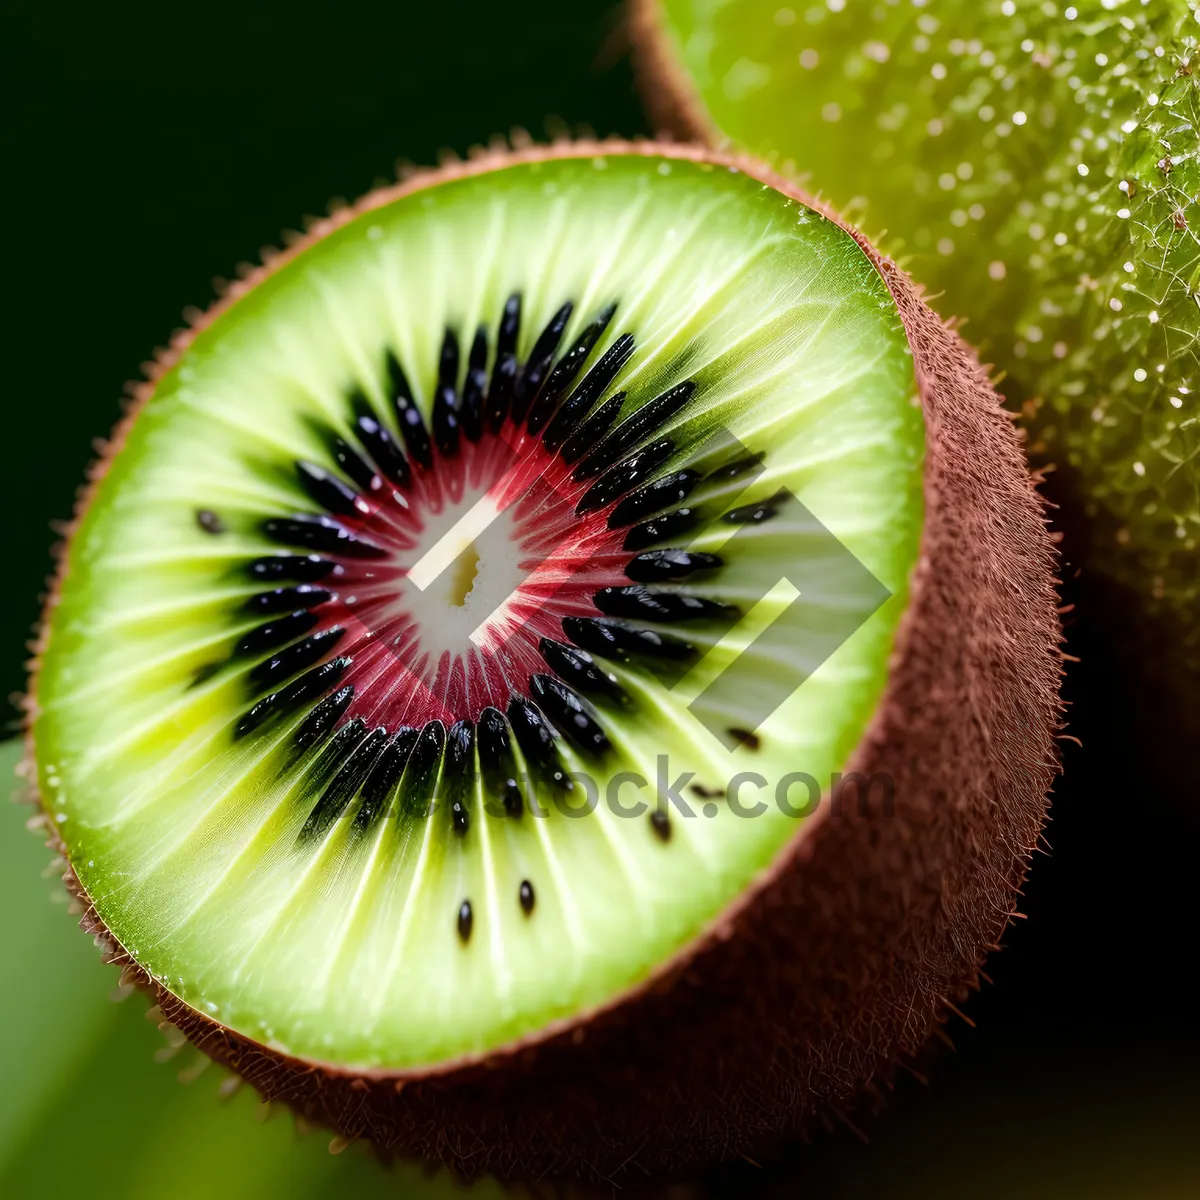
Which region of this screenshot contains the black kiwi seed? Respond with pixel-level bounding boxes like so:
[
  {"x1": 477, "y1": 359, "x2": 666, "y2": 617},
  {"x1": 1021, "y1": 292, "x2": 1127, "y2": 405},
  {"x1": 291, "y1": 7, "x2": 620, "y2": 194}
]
[
  {"x1": 352, "y1": 411, "x2": 411, "y2": 489},
  {"x1": 519, "y1": 880, "x2": 535, "y2": 915},
  {"x1": 525, "y1": 302, "x2": 616, "y2": 436},
  {"x1": 262, "y1": 514, "x2": 387, "y2": 559},
  {"x1": 196, "y1": 508, "x2": 225, "y2": 534},
  {"x1": 432, "y1": 328, "x2": 462, "y2": 458},
  {"x1": 506, "y1": 697, "x2": 569, "y2": 790},
  {"x1": 624, "y1": 549, "x2": 722, "y2": 582},
  {"x1": 478, "y1": 705, "x2": 523, "y2": 817},
  {"x1": 622, "y1": 508, "x2": 699, "y2": 551},
  {"x1": 487, "y1": 353, "x2": 518, "y2": 434},
  {"x1": 235, "y1": 610, "x2": 320, "y2": 657},
  {"x1": 486, "y1": 294, "x2": 522, "y2": 433},
  {"x1": 497, "y1": 292, "x2": 522, "y2": 357},
  {"x1": 558, "y1": 391, "x2": 627, "y2": 465},
  {"x1": 354, "y1": 726, "x2": 418, "y2": 832},
  {"x1": 727, "y1": 727, "x2": 762, "y2": 751},
  {"x1": 530, "y1": 674, "x2": 611, "y2": 756},
  {"x1": 650, "y1": 809, "x2": 671, "y2": 842},
  {"x1": 304, "y1": 717, "x2": 368, "y2": 791},
  {"x1": 607, "y1": 470, "x2": 700, "y2": 529},
  {"x1": 460, "y1": 326, "x2": 489, "y2": 443},
  {"x1": 290, "y1": 685, "x2": 355, "y2": 757},
  {"x1": 538, "y1": 638, "x2": 624, "y2": 702},
  {"x1": 445, "y1": 718, "x2": 476, "y2": 836},
  {"x1": 723, "y1": 501, "x2": 778, "y2": 525},
  {"x1": 300, "y1": 725, "x2": 388, "y2": 841},
  {"x1": 387, "y1": 352, "x2": 433, "y2": 469},
  {"x1": 295, "y1": 460, "x2": 364, "y2": 518},
  {"x1": 592, "y1": 586, "x2": 736, "y2": 624},
  {"x1": 707, "y1": 455, "x2": 765, "y2": 483},
  {"x1": 575, "y1": 439, "x2": 676, "y2": 515},
  {"x1": 249, "y1": 627, "x2": 347, "y2": 691},
  {"x1": 512, "y1": 301, "x2": 573, "y2": 423},
  {"x1": 247, "y1": 554, "x2": 339, "y2": 582},
  {"x1": 573, "y1": 381, "x2": 696, "y2": 480},
  {"x1": 234, "y1": 656, "x2": 352, "y2": 739},
  {"x1": 399, "y1": 720, "x2": 446, "y2": 818},
  {"x1": 189, "y1": 662, "x2": 223, "y2": 688},
  {"x1": 542, "y1": 332, "x2": 635, "y2": 453},
  {"x1": 331, "y1": 438, "x2": 383, "y2": 498},
  {"x1": 457, "y1": 900, "x2": 473, "y2": 944},
  {"x1": 244, "y1": 585, "x2": 333, "y2": 616},
  {"x1": 562, "y1": 616, "x2": 695, "y2": 662}
]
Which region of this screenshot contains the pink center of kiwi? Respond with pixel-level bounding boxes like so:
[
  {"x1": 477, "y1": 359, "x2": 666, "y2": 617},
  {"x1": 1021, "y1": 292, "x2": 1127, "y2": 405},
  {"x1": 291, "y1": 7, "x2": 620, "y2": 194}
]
[{"x1": 312, "y1": 430, "x2": 630, "y2": 728}]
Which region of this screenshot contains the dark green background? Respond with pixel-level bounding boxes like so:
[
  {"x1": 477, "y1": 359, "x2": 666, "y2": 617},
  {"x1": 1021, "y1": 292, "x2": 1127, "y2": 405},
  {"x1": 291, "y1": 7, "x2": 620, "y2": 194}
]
[{"x1": 3, "y1": 1, "x2": 1199, "y2": 1195}]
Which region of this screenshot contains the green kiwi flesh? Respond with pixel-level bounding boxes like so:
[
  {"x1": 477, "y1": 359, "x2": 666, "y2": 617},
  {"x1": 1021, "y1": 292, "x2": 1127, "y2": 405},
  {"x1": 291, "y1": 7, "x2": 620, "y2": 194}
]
[{"x1": 29, "y1": 143, "x2": 1059, "y2": 1178}]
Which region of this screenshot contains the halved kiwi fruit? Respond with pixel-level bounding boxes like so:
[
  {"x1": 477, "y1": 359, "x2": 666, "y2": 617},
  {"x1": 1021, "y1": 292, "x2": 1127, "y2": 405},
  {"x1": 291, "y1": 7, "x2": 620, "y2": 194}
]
[{"x1": 28, "y1": 142, "x2": 1060, "y2": 1181}]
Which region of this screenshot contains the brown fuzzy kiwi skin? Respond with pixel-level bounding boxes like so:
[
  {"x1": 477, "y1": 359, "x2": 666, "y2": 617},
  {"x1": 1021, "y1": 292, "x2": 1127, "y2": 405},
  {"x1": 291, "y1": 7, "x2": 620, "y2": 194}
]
[
  {"x1": 23, "y1": 139, "x2": 1061, "y2": 1185},
  {"x1": 628, "y1": 0, "x2": 716, "y2": 146}
]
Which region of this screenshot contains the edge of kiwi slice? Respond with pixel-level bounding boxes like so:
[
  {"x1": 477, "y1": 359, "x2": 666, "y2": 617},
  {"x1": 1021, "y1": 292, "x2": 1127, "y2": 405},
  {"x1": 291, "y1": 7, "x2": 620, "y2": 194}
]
[{"x1": 24, "y1": 140, "x2": 1061, "y2": 1183}]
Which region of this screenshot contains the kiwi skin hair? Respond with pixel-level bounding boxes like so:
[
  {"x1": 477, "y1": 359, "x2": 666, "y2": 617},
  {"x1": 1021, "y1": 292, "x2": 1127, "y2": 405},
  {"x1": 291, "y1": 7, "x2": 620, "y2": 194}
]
[
  {"x1": 26, "y1": 141, "x2": 1061, "y2": 1183},
  {"x1": 632, "y1": 0, "x2": 1200, "y2": 797}
]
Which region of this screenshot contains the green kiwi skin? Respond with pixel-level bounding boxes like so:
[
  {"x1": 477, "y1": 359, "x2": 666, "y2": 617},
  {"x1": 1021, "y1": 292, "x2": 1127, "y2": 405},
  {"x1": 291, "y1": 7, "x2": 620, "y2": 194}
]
[
  {"x1": 27, "y1": 140, "x2": 1061, "y2": 1183},
  {"x1": 634, "y1": 0, "x2": 1200, "y2": 779}
]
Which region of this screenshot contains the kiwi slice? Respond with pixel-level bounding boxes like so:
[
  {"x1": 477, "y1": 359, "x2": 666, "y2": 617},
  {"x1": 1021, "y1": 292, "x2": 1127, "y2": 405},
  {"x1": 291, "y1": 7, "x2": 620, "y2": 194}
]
[{"x1": 29, "y1": 143, "x2": 1060, "y2": 1180}]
